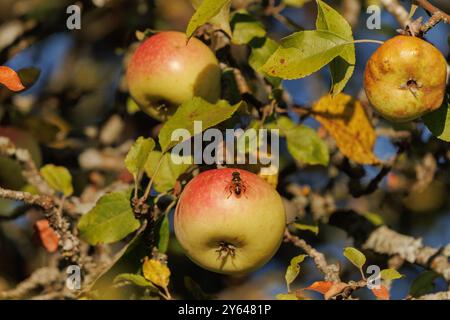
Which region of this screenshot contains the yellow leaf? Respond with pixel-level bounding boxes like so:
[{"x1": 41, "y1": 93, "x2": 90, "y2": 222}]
[
  {"x1": 142, "y1": 258, "x2": 170, "y2": 289},
  {"x1": 312, "y1": 94, "x2": 380, "y2": 165},
  {"x1": 40, "y1": 164, "x2": 73, "y2": 196}
]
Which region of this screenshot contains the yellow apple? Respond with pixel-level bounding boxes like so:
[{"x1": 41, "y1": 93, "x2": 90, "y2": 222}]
[{"x1": 364, "y1": 35, "x2": 447, "y2": 122}]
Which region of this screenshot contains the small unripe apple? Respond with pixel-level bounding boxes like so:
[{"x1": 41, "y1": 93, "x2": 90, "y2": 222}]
[
  {"x1": 174, "y1": 168, "x2": 286, "y2": 275},
  {"x1": 364, "y1": 35, "x2": 447, "y2": 122},
  {"x1": 126, "y1": 31, "x2": 222, "y2": 121}
]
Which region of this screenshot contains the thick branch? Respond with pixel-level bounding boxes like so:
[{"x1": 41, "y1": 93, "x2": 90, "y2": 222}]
[
  {"x1": 0, "y1": 187, "x2": 54, "y2": 210},
  {"x1": 329, "y1": 211, "x2": 450, "y2": 282},
  {"x1": 363, "y1": 226, "x2": 450, "y2": 281},
  {"x1": 284, "y1": 229, "x2": 341, "y2": 283}
]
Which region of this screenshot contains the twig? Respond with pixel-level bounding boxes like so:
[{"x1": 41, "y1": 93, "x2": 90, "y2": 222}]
[
  {"x1": 0, "y1": 186, "x2": 81, "y2": 264},
  {"x1": 0, "y1": 187, "x2": 54, "y2": 210},
  {"x1": 414, "y1": 0, "x2": 450, "y2": 33},
  {"x1": 284, "y1": 229, "x2": 341, "y2": 283},
  {"x1": 0, "y1": 267, "x2": 62, "y2": 299}
]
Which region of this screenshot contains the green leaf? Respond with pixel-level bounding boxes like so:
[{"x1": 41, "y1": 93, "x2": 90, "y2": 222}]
[
  {"x1": 316, "y1": 0, "x2": 355, "y2": 95},
  {"x1": 158, "y1": 97, "x2": 244, "y2": 152},
  {"x1": 249, "y1": 37, "x2": 281, "y2": 86},
  {"x1": 293, "y1": 223, "x2": 319, "y2": 235},
  {"x1": 343, "y1": 247, "x2": 366, "y2": 269},
  {"x1": 125, "y1": 137, "x2": 155, "y2": 180},
  {"x1": 363, "y1": 212, "x2": 384, "y2": 226},
  {"x1": 285, "y1": 254, "x2": 307, "y2": 291},
  {"x1": 157, "y1": 215, "x2": 170, "y2": 254},
  {"x1": 40, "y1": 164, "x2": 73, "y2": 196},
  {"x1": 114, "y1": 273, "x2": 158, "y2": 291},
  {"x1": 285, "y1": 125, "x2": 329, "y2": 166},
  {"x1": 423, "y1": 97, "x2": 450, "y2": 142},
  {"x1": 283, "y1": 0, "x2": 312, "y2": 7},
  {"x1": 261, "y1": 30, "x2": 350, "y2": 79},
  {"x1": 186, "y1": 0, "x2": 231, "y2": 38},
  {"x1": 144, "y1": 151, "x2": 192, "y2": 193},
  {"x1": 380, "y1": 269, "x2": 404, "y2": 281},
  {"x1": 249, "y1": 38, "x2": 279, "y2": 71},
  {"x1": 85, "y1": 225, "x2": 150, "y2": 299},
  {"x1": 276, "y1": 293, "x2": 299, "y2": 300},
  {"x1": 17, "y1": 67, "x2": 41, "y2": 88},
  {"x1": 231, "y1": 10, "x2": 266, "y2": 45},
  {"x1": 126, "y1": 97, "x2": 140, "y2": 115},
  {"x1": 264, "y1": 116, "x2": 296, "y2": 135},
  {"x1": 78, "y1": 191, "x2": 140, "y2": 245},
  {"x1": 266, "y1": 117, "x2": 329, "y2": 166},
  {"x1": 409, "y1": 271, "x2": 439, "y2": 298}
]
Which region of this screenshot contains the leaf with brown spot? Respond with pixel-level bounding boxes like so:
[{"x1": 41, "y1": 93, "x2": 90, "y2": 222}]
[
  {"x1": 0, "y1": 66, "x2": 25, "y2": 92},
  {"x1": 303, "y1": 281, "x2": 334, "y2": 295},
  {"x1": 34, "y1": 219, "x2": 59, "y2": 253},
  {"x1": 312, "y1": 94, "x2": 380, "y2": 165},
  {"x1": 371, "y1": 285, "x2": 390, "y2": 300}
]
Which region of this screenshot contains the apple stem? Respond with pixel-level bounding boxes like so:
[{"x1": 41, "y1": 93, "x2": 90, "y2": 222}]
[{"x1": 160, "y1": 286, "x2": 172, "y2": 300}]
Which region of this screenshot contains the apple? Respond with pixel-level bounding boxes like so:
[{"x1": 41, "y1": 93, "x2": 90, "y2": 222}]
[
  {"x1": 174, "y1": 168, "x2": 286, "y2": 275},
  {"x1": 126, "y1": 31, "x2": 222, "y2": 121},
  {"x1": 364, "y1": 35, "x2": 447, "y2": 122}
]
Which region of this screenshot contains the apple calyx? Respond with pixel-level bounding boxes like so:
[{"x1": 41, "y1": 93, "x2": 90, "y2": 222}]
[{"x1": 215, "y1": 241, "x2": 237, "y2": 260}]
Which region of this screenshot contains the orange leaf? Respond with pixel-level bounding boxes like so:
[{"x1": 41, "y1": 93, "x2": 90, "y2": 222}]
[
  {"x1": 303, "y1": 281, "x2": 334, "y2": 295},
  {"x1": 312, "y1": 94, "x2": 380, "y2": 165},
  {"x1": 371, "y1": 285, "x2": 390, "y2": 300},
  {"x1": 0, "y1": 66, "x2": 25, "y2": 92},
  {"x1": 35, "y1": 219, "x2": 59, "y2": 253}
]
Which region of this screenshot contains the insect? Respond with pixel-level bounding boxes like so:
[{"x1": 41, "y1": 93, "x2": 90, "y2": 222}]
[{"x1": 225, "y1": 171, "x2": 248, "y2": 198}]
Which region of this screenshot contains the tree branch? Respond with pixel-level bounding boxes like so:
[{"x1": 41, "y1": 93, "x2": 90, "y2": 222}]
[
  {"x1": 0, "y1": 187, "x2": 54, "y2": 210},
  {"x1": 0, "y1": 186, "x2": 81, "y2": 264},
  {"x1": 414, "y1": 0, "x2": 450, "y2": 32},
  {"x1": 0, "y1": 267, "x2": 63, "y2": 300},
  {"x1": 284, "y1": 229, "x2": 341, "y2": 283},
  {"x1": 363, "y1": 226, "x2": 450, "y2": 282},
  {"x1": 329, "y1": 211, "x2": 450, "y2": 282}
]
